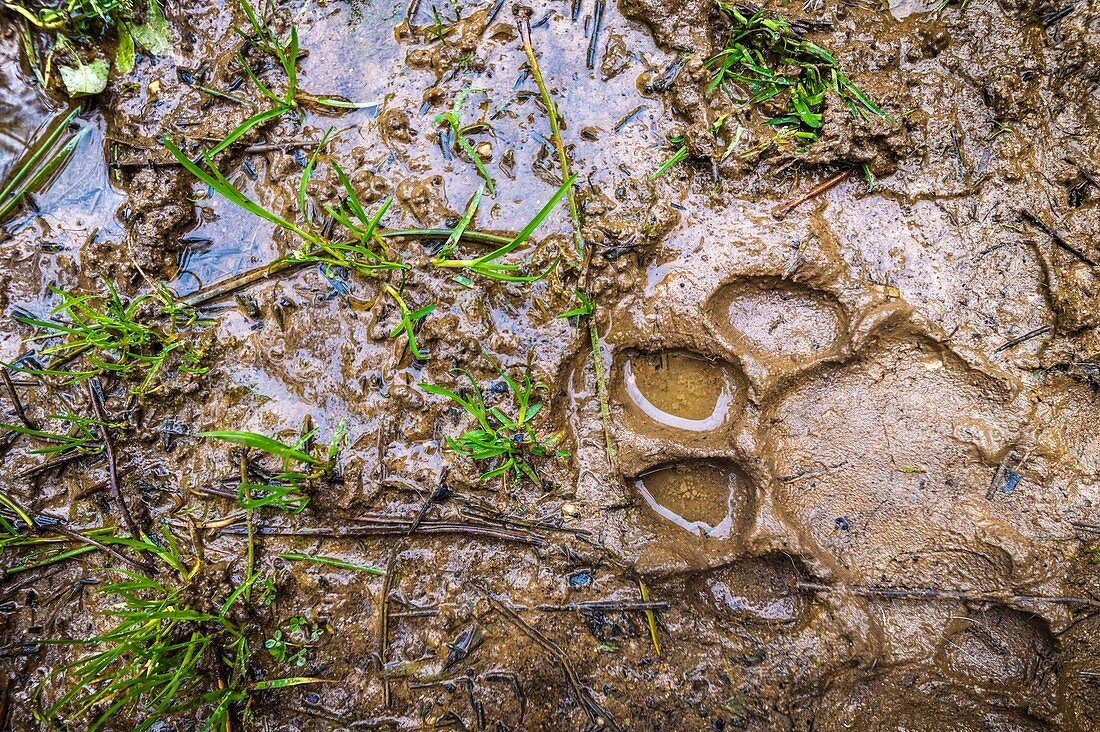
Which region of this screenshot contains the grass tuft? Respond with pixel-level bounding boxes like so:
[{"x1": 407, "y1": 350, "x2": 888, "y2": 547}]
[
  {"x1": 654, "y1": 2, "x2": 889, "y2": 176},
  {"x1": 7, "y1": 278, "x2": 208, "y2": 394},
  {"x1": 200, "y1": 425, "x2": 345, "y2": 514},
  {"x1": 31, "y1": 529, "x2": 324, "y2": 731},
  {"x1": 166, "y1": 134, "x2": 573, "y2": 359},
  {"x1": 420, "y1": 367, "x2": 567, "y2": 484}
]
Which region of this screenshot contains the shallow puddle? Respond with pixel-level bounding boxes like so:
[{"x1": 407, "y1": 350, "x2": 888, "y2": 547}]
[
  {"x1": 635, "y1": 461, "x2": 743, "y2": 537},
  {"x1": 616, "y1": 349, "x2": 739, "y2": 432}
]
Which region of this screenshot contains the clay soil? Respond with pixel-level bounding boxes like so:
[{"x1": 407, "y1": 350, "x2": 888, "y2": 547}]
[{"x1": 1, "y1": 0, "x2": 1099, "y2": 729}]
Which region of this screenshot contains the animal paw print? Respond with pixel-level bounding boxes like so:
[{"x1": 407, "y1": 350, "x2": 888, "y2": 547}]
[{"x1": 602, "y1": 257, "x2": 1039, "y2": 605}]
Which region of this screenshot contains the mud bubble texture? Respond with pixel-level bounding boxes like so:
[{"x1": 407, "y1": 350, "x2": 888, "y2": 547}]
[{"x1": 1, "y1": 0, "x2": 1099, "y2": 729}]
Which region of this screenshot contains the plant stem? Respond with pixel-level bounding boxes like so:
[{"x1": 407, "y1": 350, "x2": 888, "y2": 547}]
[
  {"x1": 515, "y1": 7, "x2": 584, "y2": 261},
  {"x1": 588, "y1": 318, "x2": 616, "y2": 472},
  {"x1": 241, "y1": 452, "x2": 254, "y2": 601},
  {"x1": 87, "y1": 379, "x2": 139, "y2": 538}
]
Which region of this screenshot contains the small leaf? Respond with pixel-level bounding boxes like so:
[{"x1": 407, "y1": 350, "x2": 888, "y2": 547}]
[
  {"x1": 60, "y1": 59, "x2": 109, "y2": 96},
  {"x1": 130, "y1": 0, "x2": 172, "y2": 56}
]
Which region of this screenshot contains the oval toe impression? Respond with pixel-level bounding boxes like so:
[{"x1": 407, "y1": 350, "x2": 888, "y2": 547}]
[
  {"x1": 634, "y1": 461, "x2": 752, "y2": 540},
  {"x1": 613, "y1": 350, "x2": 744, "y2": 435},
  {"x1": 707, "y1": 278, "x2": 845, "y2": 364}
]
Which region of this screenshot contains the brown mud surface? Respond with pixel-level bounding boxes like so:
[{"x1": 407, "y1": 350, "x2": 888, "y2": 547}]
[{"x1": 2, "y1": 0, "x2": 1100, "y2": 729}]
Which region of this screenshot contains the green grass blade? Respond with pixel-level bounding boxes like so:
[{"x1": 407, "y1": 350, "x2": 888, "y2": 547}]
[
  {"x1": 209, "y1": 106, "x2": 287, "y2": 157},
  {"x1": 0, "y1": 106, "x2": 81, "y2": 203},
  {"x1": 278, "y1": 552, "x2": 385, "y2": 574},
  {"x1": 198, "y1": 430, "x2": 322, "y2": 465}
]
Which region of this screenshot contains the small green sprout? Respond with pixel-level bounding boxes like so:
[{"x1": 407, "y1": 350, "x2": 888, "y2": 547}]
[
  {"x1": 7, "y1": 0, "x2": 171, "y2": 93},
  {"x1": 650, "y1": 138, "x2": 688, "y2": 180},
  {"x1": 420, "y1": 368, "x2": 568, "y2": 484},
  {"x1": 557, "y1": 290, "x2": 595, "y2": 319},
  {"x1": 0, "y1": 489, "x2": 32, "y2": 540},
  {"x1": 435, "y1": 86, "x2": 496, "y2": 194},
  {"x1": 265, "y1": 616, "x2": 324, "y2": 667},
  {"x1": 384, "y1": 284, "x2": 435, "y2": 361}
]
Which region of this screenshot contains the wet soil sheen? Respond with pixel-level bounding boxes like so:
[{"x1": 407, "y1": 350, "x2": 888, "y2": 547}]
[{"x1": 2, "y1": 0, "x2": 1100, "y2": 729}]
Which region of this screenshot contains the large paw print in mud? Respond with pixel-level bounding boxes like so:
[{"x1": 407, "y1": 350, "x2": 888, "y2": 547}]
[
  {"x1": 603, "y1": 263, "x2": 1043, "y2": 587},
  {"x1": 583, "y1": 249, "x2": 1099, "y2": 722}
]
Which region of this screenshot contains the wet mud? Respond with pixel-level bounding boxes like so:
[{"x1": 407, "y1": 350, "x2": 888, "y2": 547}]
[{"x1": 1, "y1": 0, "x2": 1099, "y2": 729}]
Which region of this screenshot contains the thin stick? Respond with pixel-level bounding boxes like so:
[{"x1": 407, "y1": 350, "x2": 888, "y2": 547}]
[
  {"x1": 241, "y1": 453, "x2": 255, "y2": 598},
  {"x1": 586, "y1": 0, "x2": 605, "y2": 70},
  {"x1": 71, "y1": 466, "x2": 137, "y2": 499},
  {"x1": 1065, "y1": 157, "x2": 1100, "y2": 190},
  {"x1": 772, "y1": 168, "x2": 853, "y2": 219},
  {"x1": 589, "y1": 319, "x2": 617, "y2": 472},
  {"x1": 477, "y1": 583, "x2": 621, "y2": 731},
  {"x1": 994, "y1": 325, "x2": 1052, "y2": 353},
  {"x1": 515, "y1": 6, "x2": 585, "y2": 260},
  {"x1": 46, "y1": 524, "x2": 151, "y2": 573},
  {"x1": 379, "y1": 546, "x2": 398, "y2": 708},
  {"x1": 408, "y1": 474, "x2": 447, "y2": 536},
  {"x1": 221, "y1": 521, "x2": 544, "y2": 545},
  {"x1": 87, "y1": 380, "x2": 139, "y2": 538},
  {"x1": 181, "y1": 228, "x2": 512, "y2": 307},
  {"x1": 2, "y1": 369, "x2": 36, "y2": 430},
  {"x1": 1019, "y1": 209, "x2": 1096, "y2": 267},
  {"x1": 181, "y1": 258, "x2": 307, "y2": 307},
  {"x1": 536, "y1": 600, "x2": 669, "y2": 612}
]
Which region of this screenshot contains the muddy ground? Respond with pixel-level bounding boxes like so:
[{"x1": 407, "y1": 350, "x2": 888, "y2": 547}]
[{"x1": 1, "y1": 0, "x2": 1099, "y2": 728}]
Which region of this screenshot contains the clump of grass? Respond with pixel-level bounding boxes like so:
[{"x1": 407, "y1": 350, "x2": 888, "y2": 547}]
[
  {"x1": 7, "y1": 279, "x2": 208, "y2": 394},
  {"x1": 435, "y1": 86, "x2": 496, "y2": 195},
  {"x1": 1, "y1": 499, "x2": 139, "y2": 578},
  {"x1": 32, "y1": 530, "x2": 325, "y2": 731},
  {"x1": 165, "y1": 133, "x2": 573, "y2": 358},
  {"x1": 216, "y1": 0, "x2": 375, "y2": 152},
  {"x1": 420, "y1": 368, "x2": 567, "y2": 484},
  {"x1": 0, "y1": 411, "x2": 117, "y2": 457},
  {"x1": 654, "y1": 2, "x2": 888, "y2": 176},
  {"x1": 200, "y1": 425, "x2": 345, "y2": 514},
  {"x1": 383, "y1": 283, "x2": 435, "y2": 361},
  {"x1": 430, "y1": 176, "x2": 572, "y2": 283}
]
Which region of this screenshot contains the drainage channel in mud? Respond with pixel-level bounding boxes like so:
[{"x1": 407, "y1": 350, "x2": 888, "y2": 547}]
[{"x1": 1, "y1": 0, "x2": 1100, "y2": 730}]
